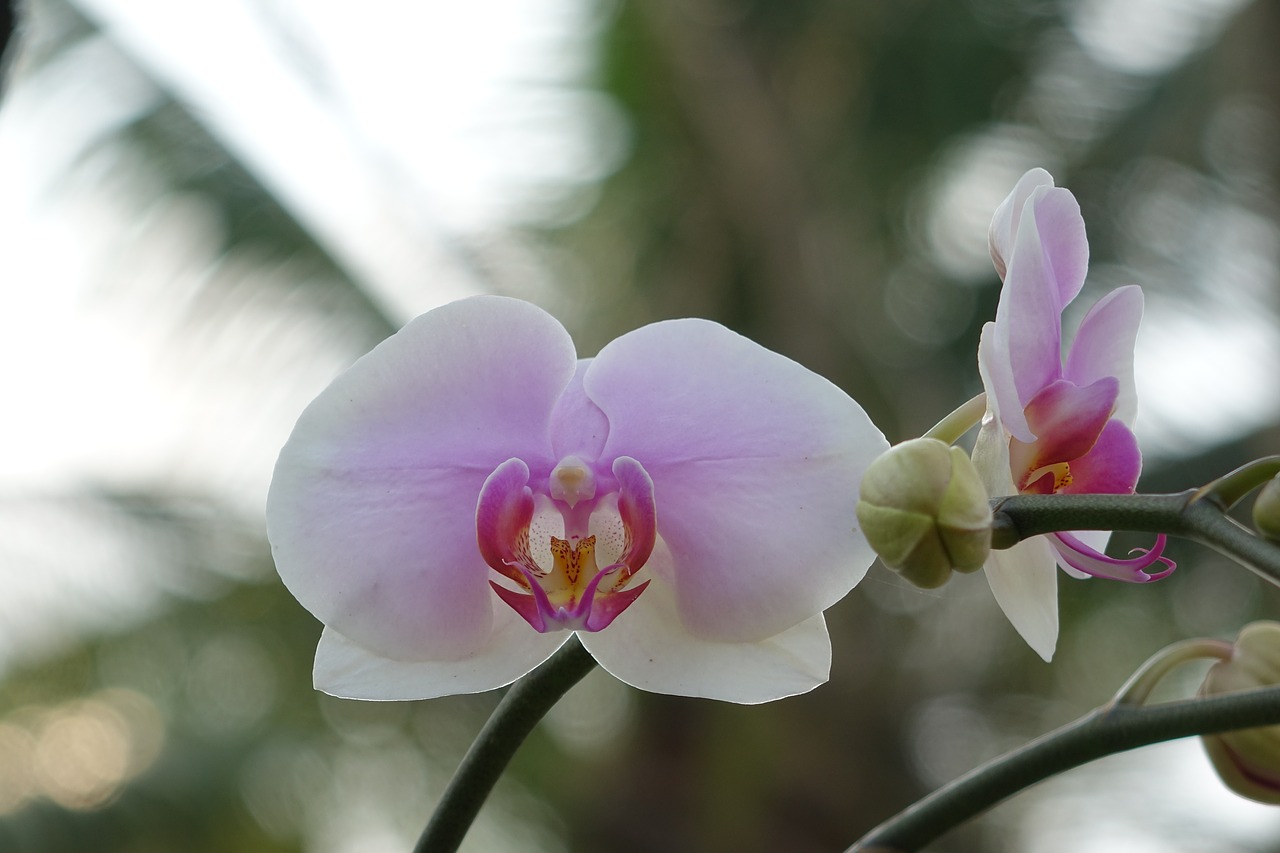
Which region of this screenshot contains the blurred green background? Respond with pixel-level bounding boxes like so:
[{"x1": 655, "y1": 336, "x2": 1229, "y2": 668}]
[{"x1": 3, "y1": 0, "x2": 1280, "y2": 850}]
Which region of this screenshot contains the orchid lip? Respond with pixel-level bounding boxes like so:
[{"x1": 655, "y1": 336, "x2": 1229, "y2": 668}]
[
  {"x1": 1051, "y1": 531, "x2": 1176, "y2": 582},
  {"x1": 477, "y1": 455, "x2": 657, "y2": 634}
]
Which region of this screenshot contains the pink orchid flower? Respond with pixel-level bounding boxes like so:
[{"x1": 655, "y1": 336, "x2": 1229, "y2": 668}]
[
  {"x1": 972, "y1": 169, "x2": 1173, "y2": 660},
  {"x1": 267, "y1": 296, "x2": 887, "y2": 703}
]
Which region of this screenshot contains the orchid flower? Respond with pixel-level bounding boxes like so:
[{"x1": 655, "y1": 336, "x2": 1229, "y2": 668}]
[
  {"x1": 972, "y1": 168, "x2": 1174, "y2": 661},
  {"x1": 267, "y1": 296, "x2": 887, "y2": 704}
]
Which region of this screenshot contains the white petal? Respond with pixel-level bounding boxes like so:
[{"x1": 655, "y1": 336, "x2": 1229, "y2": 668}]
[
  {"x1": 971, "y1": 393, "x2": 1016, "y2": 501},
  {"x1": 580, "y1": 566, "x2": 831, "y2": 704},
  {"x1": 984, "y1": 536, "x2": 1060, "y2": 661},
  {"x1": 314, "y1": 613, "x2": 569, "y2": 701}
]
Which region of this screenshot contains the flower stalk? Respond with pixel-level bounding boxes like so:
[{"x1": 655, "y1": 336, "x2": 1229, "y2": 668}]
[
  {"x1": 1190, "y1": 455, "x2": 1280, "y2": 511},
  {"x1": 843, "y1": 487, "x2": 1280, "y2": 850},
  {"x1": 1108, "y1": 637, "x2": 1233, "y2": 707},
  {"x1": 922, "y1": 392, "x2": 987, "y2": 445},
  {"x1": 990, "y1": 490, "x2": 1280, "y2": 586},
  {"x1": 415, "y1": 637, "x2": 598, "y2": 853},
  {"x1": 846, "y1": 682, "x2": 1280, "y2": 853}
]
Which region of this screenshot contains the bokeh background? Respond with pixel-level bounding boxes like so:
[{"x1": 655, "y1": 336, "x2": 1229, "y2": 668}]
[{"x1": 3, "y1": 0, "x2": 1280, "y2": 850}]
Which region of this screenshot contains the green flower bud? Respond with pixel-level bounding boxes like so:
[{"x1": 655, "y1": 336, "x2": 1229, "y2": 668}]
[
  {"x1": 1200, "y1": 621, "x2": 1280, "y2": 804},
  {"x1": 1253, "y1": 475, "x2": 1280, "y2": 542},
  {"x1": 855, "y1": 438, "x2": 993, "y2": 589}
]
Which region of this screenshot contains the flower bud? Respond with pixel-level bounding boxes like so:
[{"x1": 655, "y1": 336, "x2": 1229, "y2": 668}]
[
  {"x1": 1253, "y1": 475, "x2": 1280, "y2": 542},
  {"x1": 1200, "y1": 621, "x2": 1280, "y2": 804},
  {"x1": 855, "y1": 438, "x2": 993, "y2": 589}
]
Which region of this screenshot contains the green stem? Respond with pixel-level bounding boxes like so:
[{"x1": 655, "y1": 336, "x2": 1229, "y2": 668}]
[
  {"x1": 1193, "y1": 456, "x2": 1280, "y2": 510},
  {"x1": 990, "y1": 491, "x2": 1280, "y2": 586},
  {"x1": 846, "y1": 683, "x2": 1280, "y2": 853},
  {"x1": 1108, "y1": 638, "x2": 1233, "y2": 707},
  {"x1": 923, "y1": 392, "x2": 987, "y2": 445},
  {"x1": 415, "y1": 637, "x2": 598, "y2": 853}
]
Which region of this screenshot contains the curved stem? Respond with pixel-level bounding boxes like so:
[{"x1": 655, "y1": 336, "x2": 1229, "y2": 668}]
[
  {"x1": 1192, "y1": 456, "x2": 1280, "y2": 510},
  {"x1": 847, "y1": 683, "x2": 1280, "y2": 853},
  {"x1": 1108, "y1": 638, "x2": 1233, "y2": 707},
  {"x1": 415, "y1": 637, "x2": 598, "y2": 853},
  {"x1": 923, "y1": 392, "x2": 987, "y2": 445},
  {"x1": 990, "y1": 491, "x2": 1280, "y2": 586}
]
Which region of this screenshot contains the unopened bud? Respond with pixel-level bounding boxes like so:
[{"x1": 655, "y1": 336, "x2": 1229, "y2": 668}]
[
  {"x1": 1253, "y1": 475, "x2": 1280, "y2": 542},
  {"x1": 855, "y1": 438, "x2": 993, "y2": 589},
  {"x1": 1200, "y1": 621, "x2": 1280, "y2": 804}
]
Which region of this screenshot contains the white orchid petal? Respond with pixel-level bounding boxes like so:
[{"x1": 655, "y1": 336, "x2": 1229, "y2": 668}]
[
  {"x1": 984, "y1": 536, "x2": 1060, "y2": 661},
  {"x1": 314, "y1": 614, "x2": 568, "y2": 701},
  {"x1": 580, "y1": 566, "x2": 831, "y2": 704}
]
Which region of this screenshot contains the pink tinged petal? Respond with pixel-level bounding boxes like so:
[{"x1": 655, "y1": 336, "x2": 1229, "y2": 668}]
[
  {"x1": 1050, "y1": 532, "x2": 1176, "y2": 582},
  {"x1": 1012, "y1": 377, "x2": 1119, "y2": 483},
  {"x1": 1058, "y1": 419, "x2": 1141, "y2": 495},
  {"x1": 984, "y1": 535, "x2": 1060, "y2": 661},
  {"x1": 585, "y1": 318, "x2": 888, "y2": 642},
  {"x1": 313, "y1": 619, "x2": 568, "y2": 701},
  {"x1": 548, "y1": 360, "x2": 610, "y2": 461},
  {"x1": 267, "y1": 296, "x2": 577, "y2": 661},
  {"x1": 1064, "y1": 285, "x2": 1144, "y2": 427},
  {"x1": 991, "y1": 177, "x2": 1088, "y2": 416},
  {"x1": 978, "y1": 321, "x2": 1033, "y2": 445},
  {"x1": 1029, "y1": 185, "x2": 1090, "y2": 310},
  {"x1": 580, "y1": 543, "x2": 831, "y2": 703},
  {"x1": 989, "y1": 167, "x2": 1055, "y2": 281}
]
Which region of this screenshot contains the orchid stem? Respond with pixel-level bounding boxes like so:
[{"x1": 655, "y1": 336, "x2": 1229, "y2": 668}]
[
  {"x1": 990, "y1": 490, "x2": 1280, "y2": 586},
  {"x1": 846, "y1": 683, "x2": 1280, "y2": 853},
  {"x1": 1192, "y1": 456, "x2": 1280, "y2": 510},
  {"x1": 415, "y1": 637, "x2": 598, "y2": 853},
  {"x1": 1108, "y1": 638, "x2": 1233, "y2": 707},
  {"x1": 923, "y1": 392, "x2": 987, "y2": 445}
]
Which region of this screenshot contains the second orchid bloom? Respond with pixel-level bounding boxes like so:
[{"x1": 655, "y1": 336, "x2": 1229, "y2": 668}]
[{"x1": 973, "y1": 169, "x2": 1174, "y2": 660}]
